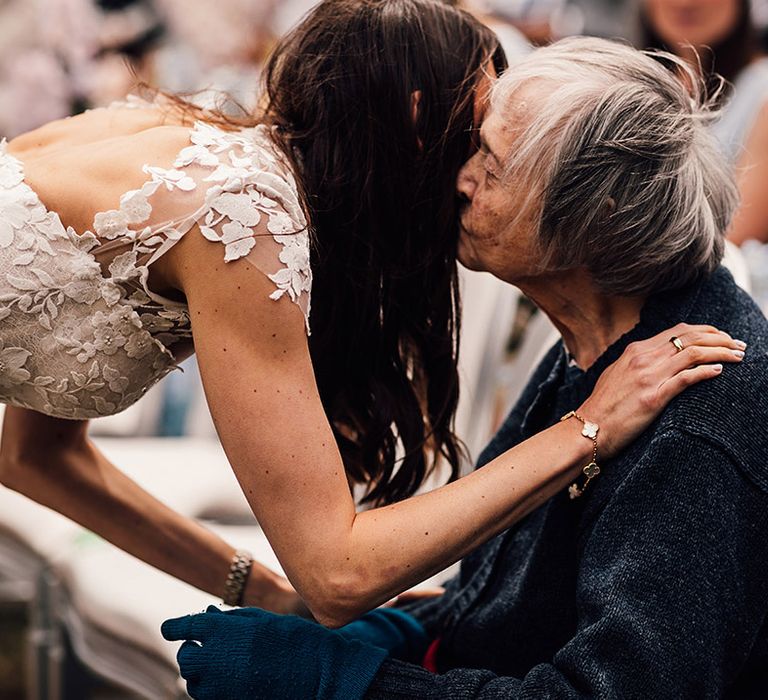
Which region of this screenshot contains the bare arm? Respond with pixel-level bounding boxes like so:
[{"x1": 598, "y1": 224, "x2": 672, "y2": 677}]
[
  {"x1": 0, "y1": 408, "x2": 298, "y2": 613},
  {"x1": 728, "y1": 102, "x2": 768, "y2": 245},
  {"x1": 177, "y1": 228, "x2": 743, "y2": 627}
]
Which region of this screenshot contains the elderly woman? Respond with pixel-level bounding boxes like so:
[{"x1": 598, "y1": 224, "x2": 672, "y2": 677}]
[{"x1": 164, "y1": 37, "x2": 768, "y2": 699}]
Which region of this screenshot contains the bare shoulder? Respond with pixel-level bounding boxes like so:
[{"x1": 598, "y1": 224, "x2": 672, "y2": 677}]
[
  {"x1": 175, "y1": 213, "x2": 306, "y2": 314},
  {"x1": 7, "y1": 104, "x2": 181, "y2": 157}
]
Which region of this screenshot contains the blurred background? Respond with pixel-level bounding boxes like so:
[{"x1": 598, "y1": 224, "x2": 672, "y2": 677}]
[{"x1": 1, "y1": 1, "x2": 767, "y2": 698}]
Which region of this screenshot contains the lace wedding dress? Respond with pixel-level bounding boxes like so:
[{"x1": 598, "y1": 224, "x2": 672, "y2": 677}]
[{"x1": 0, "y1": 100, "x2": 311, "y2": 419}]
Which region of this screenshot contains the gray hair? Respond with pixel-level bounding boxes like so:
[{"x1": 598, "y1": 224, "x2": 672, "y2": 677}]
[{"x1": 491, "y1": 36, "x2": 738, "y2": 296}]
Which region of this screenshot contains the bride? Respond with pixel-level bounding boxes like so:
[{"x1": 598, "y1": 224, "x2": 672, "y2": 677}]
[{"x1": 0, "y1": 0, "x2": 742, "y2": 626}]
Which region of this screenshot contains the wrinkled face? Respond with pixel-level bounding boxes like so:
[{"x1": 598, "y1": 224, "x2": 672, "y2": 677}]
[
  {"x1": 644, "y1": 0, "x2": 741, "y2": 48},
  {"x1": 457, "y1": 83, "x2": 543, "y2": 284}
]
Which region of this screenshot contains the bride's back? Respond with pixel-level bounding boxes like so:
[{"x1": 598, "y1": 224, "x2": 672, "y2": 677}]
[
  {"x1": 0, "y1": 98, "x2": 312, "y2": 420},
  {"x1": 8, "y1": 105, "x2": 193, "y2": 236}
]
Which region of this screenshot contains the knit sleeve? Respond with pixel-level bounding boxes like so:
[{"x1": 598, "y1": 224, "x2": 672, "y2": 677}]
[
  {"x1": 367, "y1": 430, "x2": 768, "y2": 699},
  {"x1": 395, "y1": 575, "x2": 463, "y2": 637}
]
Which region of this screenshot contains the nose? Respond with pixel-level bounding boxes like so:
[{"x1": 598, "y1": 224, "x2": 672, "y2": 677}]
[{"x1": 457, "y1": 153, "x2": 480, "y2": 203}]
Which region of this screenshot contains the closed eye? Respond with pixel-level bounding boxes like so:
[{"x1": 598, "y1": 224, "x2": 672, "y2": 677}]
[{"x1": 483, "y1": 153, "x2": 501, "y2": 180}]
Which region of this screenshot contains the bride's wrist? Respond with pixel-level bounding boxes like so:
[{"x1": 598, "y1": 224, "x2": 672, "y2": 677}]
[{"x1": 243, "y1": 570, "x2": 301, "y2": 614}]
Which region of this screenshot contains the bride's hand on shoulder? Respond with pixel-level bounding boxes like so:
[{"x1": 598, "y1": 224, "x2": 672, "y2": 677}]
[{"x1": 580, "y1": 323, "x2": 746, "y2": 457}]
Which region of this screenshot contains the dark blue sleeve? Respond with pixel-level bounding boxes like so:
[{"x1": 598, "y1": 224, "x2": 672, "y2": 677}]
[{"x1": 367, "y1": 431, "x2": 768, "y2": 699}]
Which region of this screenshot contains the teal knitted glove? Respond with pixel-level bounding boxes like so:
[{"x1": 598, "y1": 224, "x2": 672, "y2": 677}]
[
  {"x1": 223, "y1": 606, "x2": 429, "y2": 663},
  {"x1": 335, "y1": 608, "x2": 428, "y2": 662},
  {"x1": 161, "y1": 605, "x2": 388, "y2": 700}
]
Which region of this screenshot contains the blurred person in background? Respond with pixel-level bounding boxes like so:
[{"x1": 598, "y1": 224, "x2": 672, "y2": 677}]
[
  {"x1": 471, "y1": 0, "x2": 580, "y2": 44},
  {"x1": 641, "y1": 0, "x2": 768, "y2": 247},
  {"x1": 455, "y1": 0, "x2": 533, "y2": 57},
  {"x1": 0, "y1": 0, "x2": 165, "y2": 138},
  {"x1": 152, "y1": 0, "x2": 280, "y2": 110},
  {"x1": 0, "y1": 0, "x2": 284, "y2": 137},
  {"x1": 464, "y1": 0, "x2": 635, "y2": 46},
  {"x1": 0, "y1": 0, "x2": 741, "y2": 647}
]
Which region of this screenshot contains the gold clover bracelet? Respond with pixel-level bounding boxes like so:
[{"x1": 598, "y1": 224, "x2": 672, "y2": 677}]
[{"x1": 560, "y1": 410, "x2": 601, "y2": 499}]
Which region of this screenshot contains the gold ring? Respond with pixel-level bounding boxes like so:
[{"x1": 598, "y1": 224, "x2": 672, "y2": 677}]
[{"x1": 669, "y1": 336, "x2": 684, "y2": 353}]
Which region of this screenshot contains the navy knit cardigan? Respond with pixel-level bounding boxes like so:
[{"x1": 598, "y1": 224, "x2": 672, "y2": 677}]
[{"x1": 367, "y1": 267, "x2": 768, "y2": 699}]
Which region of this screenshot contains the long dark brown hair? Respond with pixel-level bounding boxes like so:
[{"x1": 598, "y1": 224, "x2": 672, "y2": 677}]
[
  {"x1": 157, "y1": 1, "x2": 504, "y2": 505},
  {"x1": 252, "y1": 0, "x2": 504, "y2": 505},
  {"x1": 640, "y1": 0, "x2": 759, "y2": 95}
]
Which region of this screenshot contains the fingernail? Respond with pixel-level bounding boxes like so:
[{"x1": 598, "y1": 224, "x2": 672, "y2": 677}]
[
  {"x1": 732, "y1": 350, "x2": 745, "y2": 359},
  {"x1": 735, "y1": 340, "x2": 747, "y2": 350},
  {"x1": 714, "y1": 364, "x2": 723, "y2": 372}
]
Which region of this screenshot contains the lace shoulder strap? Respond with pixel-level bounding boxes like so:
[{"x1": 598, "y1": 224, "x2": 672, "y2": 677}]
[{"x1": 93, "y1": 121, "x2": 313, "y2": 333}]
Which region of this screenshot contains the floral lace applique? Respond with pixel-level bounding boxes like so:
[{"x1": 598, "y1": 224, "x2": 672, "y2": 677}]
[{"x1": 0, "y1": 117, "x2": 311, "y2": 420}]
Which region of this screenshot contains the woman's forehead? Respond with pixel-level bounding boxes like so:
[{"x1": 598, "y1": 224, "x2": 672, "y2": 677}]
[{"x1": 486, "y1": 81, "x2": 545, "y2": 139}]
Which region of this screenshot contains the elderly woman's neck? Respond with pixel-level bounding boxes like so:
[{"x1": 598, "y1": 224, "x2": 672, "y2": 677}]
[{"x1": 521, "y1": 269, "x2": 645, "y2": 370}]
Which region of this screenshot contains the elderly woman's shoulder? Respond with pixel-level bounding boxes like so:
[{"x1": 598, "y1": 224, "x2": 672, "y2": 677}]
[
  {"x1": 658, "y1": 349, "x2": 768, "y2": 495},
  {"x1": 648, "y1": 269, "x2": 768, "y2": 492}
]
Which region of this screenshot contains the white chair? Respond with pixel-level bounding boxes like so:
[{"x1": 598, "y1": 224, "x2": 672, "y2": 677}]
[
  {"x1": 50, "y1": 523, "x2": 281, "y2": 699},
  {"x1": 0, "y1": 433, "x2": 257, "y2": 699}
]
